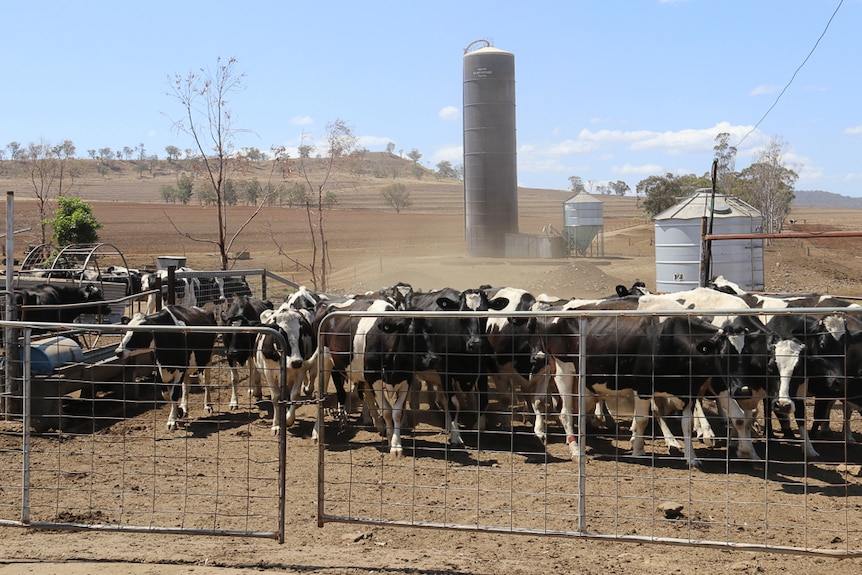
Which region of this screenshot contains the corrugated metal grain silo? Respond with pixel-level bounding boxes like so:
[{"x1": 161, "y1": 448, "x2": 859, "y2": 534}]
[
  {"x1": 463, "y1": 40, "x2": 518, "y2": 257},
  {"x1": 563, "y1": 192, "x2": 604, "y2": 256},
  {"x1": 654, "y1": 189, "x2": 764, "y2": 292}
]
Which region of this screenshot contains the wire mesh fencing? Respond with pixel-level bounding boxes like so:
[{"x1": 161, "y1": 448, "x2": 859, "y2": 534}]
[
  {"x1": 317, "y1": 305, "x2": 862, "y2": 557},
  {"x1": 0, "y1": 320, "x2": 290, "y2": 541}
]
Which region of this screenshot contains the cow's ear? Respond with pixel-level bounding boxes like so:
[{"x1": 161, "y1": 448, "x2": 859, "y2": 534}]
[
  {"x1": 489, "y1": 297, "x2": 510, "y2": 311},
  {"x1": 436, "y1": 297, "x2": 458, "y2": 310},
  {"x1": 615, "y1": 285, "x2": 628, "y2": 298},
  {"x1": 120, "y1": 316, "x2": 132, "y2": 325},
  {"x1": 696, "y1": 340, "x2": 716, "y2": 355}
]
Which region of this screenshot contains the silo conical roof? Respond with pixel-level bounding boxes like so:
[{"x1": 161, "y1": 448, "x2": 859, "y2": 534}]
[{"x1": 654, "y1": 189, "x2": 761, "y2": 220}]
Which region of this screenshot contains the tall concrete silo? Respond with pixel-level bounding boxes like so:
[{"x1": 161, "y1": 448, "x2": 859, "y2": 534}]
[{"x1": 463, "y1": 40, "x2": 518, "y2": 258}]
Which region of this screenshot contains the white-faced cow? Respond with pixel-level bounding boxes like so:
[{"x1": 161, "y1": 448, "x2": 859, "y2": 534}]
[
  {"x1": 480, "y1": 286, "x2": 539, "y2": 429},
  {"x1": 115, "y1": 305, "x2": 217, "y2": 431},
  {"x1": 219, "y1": 295, "x2": 273, "y2": 409},
  {"x1": 255, "y1": 302, "x2": 317, "y2": 435}
]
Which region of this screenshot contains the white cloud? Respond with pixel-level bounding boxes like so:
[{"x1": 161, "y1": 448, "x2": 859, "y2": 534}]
[
  {"x1": 357, "y1": 135, "x2": 392, "y2": 149},
  {"x1": 291, "y1": 116, "x2": 314, "y2": 126},
  {"x1": 749, "y1": 85, "x2": 780, "y2": 96},
  {"x1": 575, "y1": 122, "x2": 757, "y2": 156},
  {"x1": 429, "y1": 144, "x2": 462, "y2": 165},
  {"x1": 843, "y1": 126, "x2": 862, "y2": 135},
  {"x1": 438, "y1": 106, "x2": 459, "y2": 121},
  {"x1": 614, "y1": 163, "x2": 664, "y2": 176},
  {"x1": 546, "y1": 139, "x2": 596, "y2": 155}
]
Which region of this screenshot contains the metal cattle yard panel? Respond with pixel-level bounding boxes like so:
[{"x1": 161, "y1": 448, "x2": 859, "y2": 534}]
[
  {"x1": 316, "y1": 306, "x2": 862, "y2": 557},
  {"x1": 0, "y1": 320, "x2": 290, "y2": 542}
]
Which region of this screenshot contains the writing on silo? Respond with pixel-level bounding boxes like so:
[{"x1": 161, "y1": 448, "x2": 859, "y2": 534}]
[{"x1": 463, "y1": 40, "x2": 518, "y2": 258}]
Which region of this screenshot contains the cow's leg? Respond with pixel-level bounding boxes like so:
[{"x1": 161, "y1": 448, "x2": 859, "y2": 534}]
[
  {"x1": 680, "y1": 400, "x2": 701, "y2": 468},
  {"x1": 474, "y1": 373, "x2": 490, "y2": 432},
  {"x1": 375, "y1": 380, "x2": 409, "y2": 457},
  {"x1": 178, "y1": 372, "x2": 191, "y2": 418},
  {"x1": 247, "y1": 359, "x2": 263, "y2": 401},
  {"x1": 444, "y1": 377, "x2": 464, "y2": 447},
  {"x1": 201, "y1": 364, "x2": 213, "y2": 414},
  {"x1": 261, "y1": 359, "x2": 282, "y2": 436},
  {"x1": 630, "y1": 396, "x2": 652, "y2": 457},
  {"x1": 716, "y1": 391, "x2": 762, "y2": 461},
  {"x1": 810, "y1": 398, "x2": 835, "y2": 438},
  {"x1": 162, "y1": 375, "x2": 183, "y2": 432},
  {"x1": 360, "y1": 384, "x2": 386, "y2": 436},
  {"x1": 650, "y1": 397, "x2": 682, "y2": 451},
  {"x1": 228, "y1": 364, "x2": 241, "y2": 410},
  {"x1": 302, "y1": 348, "x2": 320, "y2": 398},
  {"x1": 285, "y1": 368, "x2": 301, "y2": 428},
  {"x1": 691, "y1": 398, "x2": 716, "y2": 446},
  {"x1": 795, "y1": 397, "x2": 821, "y2": 459},
  {"x1": 553, "y1": 359, "x2": 579, "y2": 459},
  {"x1": 530, "y1": 369, "x2": 549, "y2": 444}
]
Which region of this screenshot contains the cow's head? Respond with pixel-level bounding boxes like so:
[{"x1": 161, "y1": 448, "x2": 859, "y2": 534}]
[
  {"x1": 80, "y1": 283, "x2": 112, "y2": 317},
  {"x1": 115, "y1": 312, "x2": 153, "y2": 359},
  {"x1": 436, "y1": 288, "x2": 509, "y2": 353}
]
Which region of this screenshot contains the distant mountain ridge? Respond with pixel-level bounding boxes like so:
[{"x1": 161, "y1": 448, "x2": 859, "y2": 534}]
[{"x1": 793, "y1": 189, "x2": 862, "y2": 208}]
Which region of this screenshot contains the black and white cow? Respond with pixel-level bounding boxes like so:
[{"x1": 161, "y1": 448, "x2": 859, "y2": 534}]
[
  {"x1": 14, "y1": 283, "x2": 112, "y2": 323},
  {"x1": 537, "y1": 302, "x2": 768, "y2": 467},
  {"x1": 115, "y1": 305, "x2": 218, "y2": 431},
  {"x1": 141, "y1": 268, "x2": 198, "y2": 314},
  {"x1": 313, "y1": 298, "x2": 438, "y2": 454},
  {"x1": 636, "y1": 288, "x2": 786, "y2": 461},
  {"x1": 100, "y1": 266, "x2": 145, "y2": 297},
  {"x1": 195, "y1": 275, "x2": 253, "y2": 307},
  {"x1": 255, "y1": 302, "x2": 317, "y2": 435},
  {"x1": 710, "y1": 276, "x2": 862, "y2": 457},
  {"x1": 481, "y1": 286, "x2": 539, "y2": 429},
  {"x1": 219, "y1": 295, "x2": 273, "y2": 409},
  {"x1": 409, "y1": 287, "x2": 510, "y2": 446}
]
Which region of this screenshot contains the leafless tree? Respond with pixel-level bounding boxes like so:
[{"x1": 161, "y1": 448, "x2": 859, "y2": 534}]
[
  {"x1": 271, "y1": 120, "x2": 358, "y2": 291},
  {"x1": 166, "y1": 56, "x2": 268, "y2": 270},
  {"x1": 25, "y1": 138, "x2": 76, "y2": 245}
]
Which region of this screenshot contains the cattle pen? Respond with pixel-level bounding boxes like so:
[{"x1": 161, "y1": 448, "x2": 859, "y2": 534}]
[{"x1": 0, "y1": 303, "x2": 860, "y2": 558}]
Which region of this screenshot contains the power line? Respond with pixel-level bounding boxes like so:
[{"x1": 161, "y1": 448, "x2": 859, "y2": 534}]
[{"x1": 735, "y1": 0, "x2": 843, "y2": 149}]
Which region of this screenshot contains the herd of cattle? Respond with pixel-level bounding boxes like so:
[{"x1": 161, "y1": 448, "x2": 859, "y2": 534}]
[{"x1": 8, "y1": 271, "x2": 862, "y2": 468}]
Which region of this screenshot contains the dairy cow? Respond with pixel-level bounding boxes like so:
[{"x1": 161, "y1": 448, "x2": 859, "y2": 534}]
[
  {"x1": 219, "y1": 295, "x2": 273, "y2": 409},
  {"x1": 115, "y1": 305, "x2": 217, "y2": 431},
  {"x1": 255, "y1": 302, "x2": 317, "y2": 435},
  {"x1": 313, "y1": 298, "x2": 438, "y2": 454},
  {"x1": 409, "y1": 288, "x2": 510, "y2": 446},
  {"x1": 14, "y1": 283, "x2": 112, "y2": 324}
]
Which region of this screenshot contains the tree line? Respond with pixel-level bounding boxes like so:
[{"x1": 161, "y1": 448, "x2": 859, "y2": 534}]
[{"x1": 567, "y1": 132, "x2": 797, "y2": 234}]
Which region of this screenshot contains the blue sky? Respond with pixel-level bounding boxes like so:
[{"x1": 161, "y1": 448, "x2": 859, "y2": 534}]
[{"x1": 3, "y1": 1, "x2": 859, "y2": 196}]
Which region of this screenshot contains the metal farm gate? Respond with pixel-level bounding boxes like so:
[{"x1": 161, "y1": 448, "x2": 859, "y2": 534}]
[
  {"x1": 0, "y1": 319, "x2": 291, "y2": 542},
  {"x1": 316, "y1": 306, "x2": 862, "y2": 557}
]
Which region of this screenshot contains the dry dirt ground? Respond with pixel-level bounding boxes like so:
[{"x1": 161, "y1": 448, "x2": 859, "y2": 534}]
[{"x1": 3, "y1": 196, "x2": 862, "y2": 574}]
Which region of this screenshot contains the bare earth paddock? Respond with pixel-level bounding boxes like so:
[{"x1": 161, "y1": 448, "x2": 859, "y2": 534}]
[{"x1": 3, "y1": 197, "x2": 862, "y2": 574}]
